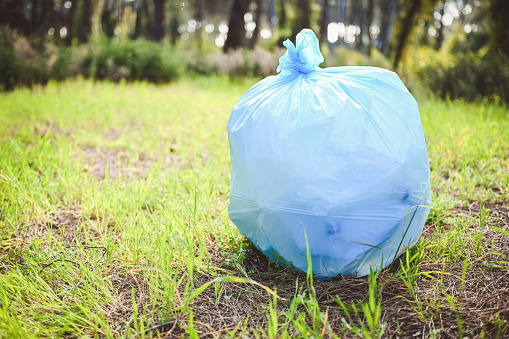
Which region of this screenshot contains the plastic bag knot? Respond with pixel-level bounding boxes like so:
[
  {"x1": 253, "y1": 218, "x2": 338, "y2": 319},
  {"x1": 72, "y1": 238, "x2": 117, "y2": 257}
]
[{"x1": 277, "y1": 29, "x2": 324, "y2": 75}]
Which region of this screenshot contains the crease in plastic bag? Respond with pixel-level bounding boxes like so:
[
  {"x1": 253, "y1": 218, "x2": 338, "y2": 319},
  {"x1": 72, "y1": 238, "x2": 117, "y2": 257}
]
[{"x1": 227, "y1": 29, "x2": 431, "y2": 278}]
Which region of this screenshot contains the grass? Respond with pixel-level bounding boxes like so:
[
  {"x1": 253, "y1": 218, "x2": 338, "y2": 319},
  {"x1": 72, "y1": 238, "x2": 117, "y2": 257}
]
[{"x1": 0, "y1": 78, "x2": 508, "y2": 338}]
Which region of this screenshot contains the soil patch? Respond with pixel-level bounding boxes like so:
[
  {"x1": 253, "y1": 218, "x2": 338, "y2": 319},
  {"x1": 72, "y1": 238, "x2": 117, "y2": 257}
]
[
  {"x1": 80, "y1": 145, "x2": 184, "y2": 181},
  {"x1": 80, "y1": 146, "x2": 150, "y2": 180}
]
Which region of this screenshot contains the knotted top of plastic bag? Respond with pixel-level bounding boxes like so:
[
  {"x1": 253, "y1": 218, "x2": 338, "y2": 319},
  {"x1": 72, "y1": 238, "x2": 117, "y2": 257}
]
[{"x1": 277, "y1": 29, "x2": 324, "y2": 75}]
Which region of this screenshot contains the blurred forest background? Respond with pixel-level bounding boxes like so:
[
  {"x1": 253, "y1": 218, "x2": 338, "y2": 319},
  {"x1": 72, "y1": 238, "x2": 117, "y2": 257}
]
[{"x1": 0, "y1": 0, "x2": 508, "y2": 102}]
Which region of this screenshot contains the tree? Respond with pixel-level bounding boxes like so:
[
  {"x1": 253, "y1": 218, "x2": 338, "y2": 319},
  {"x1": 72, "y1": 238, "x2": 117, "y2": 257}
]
[
  {"x1": 488, "y1": 0, "x2": 509, "y2": 58},
  {"x1": 224, "y1": 0, "x2": 249, "y2": 51},
  {"x1": 101, "y1": 0, "x2": 119, "y2": 38},
  {"x1": 133, "y1": 0, "x2": 146, "y2": 39},
  {"x1": 393, "y1": 0, "x2": 446, "y2": 67},
  {"x1": 279, "y1": 0, "x2": 288, "y2": 29},
  {"x1": 152, "y1": 0, "x2": 166, "y2": 41},
  {"x1": 393, "y1": 0, "x2": 423, "y2": 68},
  {"x1": 75, "y1": 0, "x2": 93, "y2": 43},
  {"x1": 319, "y1": 0, "x2": 332, "y2": 44},
  {"x1": 365, "y1": 0, "x2": 375, "y2": 55},
  {"x1": 249, "y1": 0, "x2": 263, "y2": 48},
  {"x1": 377, "y1": 0, "x2": 396, "y2": 55},
  {"x1": 30, "y1": 0, "x2": 54, "y2": 41},
  {"x1": 0, "y1": 0, "x2": 30, "y2": 35},
  {"x1": 434, "y1": 1, "x2": 444, "y2": 50},
  {"x1": 291, "y1": 0, "x2": 311, "y2": 41}
]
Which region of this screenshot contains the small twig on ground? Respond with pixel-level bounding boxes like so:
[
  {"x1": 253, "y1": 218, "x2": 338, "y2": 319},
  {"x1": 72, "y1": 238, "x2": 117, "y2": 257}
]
[
  {"x1": 39, "y1": 259, "x2": 79, "y2": 273},
  {"x1": 66, "y1": 245, "x2": 107, "y2": 264},
  {"x1": 38, "y1": 246, "x2": 107, "y2": 273},
  {"x1": 321, "y1": 259, "x2": 331, "y2": 279},
  {"x1": 136, "y1": 320, "x2": 177, "y2": 337}
]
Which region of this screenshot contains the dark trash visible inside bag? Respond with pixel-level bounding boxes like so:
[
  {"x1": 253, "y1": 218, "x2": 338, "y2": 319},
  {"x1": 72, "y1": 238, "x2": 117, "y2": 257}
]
[{"x1": 227, "y1": 29, "x2": 431, "y2": 278}]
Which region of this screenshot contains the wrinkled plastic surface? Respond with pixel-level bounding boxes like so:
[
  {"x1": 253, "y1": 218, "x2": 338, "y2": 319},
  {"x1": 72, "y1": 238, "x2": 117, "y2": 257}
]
[{"x1": 227, "y1": 29, "x2": 431, "y2": 278}]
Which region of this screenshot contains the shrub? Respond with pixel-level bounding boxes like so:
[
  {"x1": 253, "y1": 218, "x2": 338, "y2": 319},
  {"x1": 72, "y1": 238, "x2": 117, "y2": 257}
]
[
  {"x1": 411, "y1": 46, "x2": 509, "y2": 103},
  {"x1": 0, "y1": 43, "x2": 22, "y2": 91},
  {"x1": 23, "y1": 56, "x2": 50, "y2": 87},
  {"x1": 83, "y1": 39, "x2": 184, "y2": 83},
  {"x1": 50, "y1": 47, "x2": 72, "y2": 81}
]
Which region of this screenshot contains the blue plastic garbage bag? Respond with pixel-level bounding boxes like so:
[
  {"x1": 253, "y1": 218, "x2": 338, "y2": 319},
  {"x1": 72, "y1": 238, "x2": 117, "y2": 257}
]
[{"x1": 227, "y1": 29, "x2": 431, "y2": 278}]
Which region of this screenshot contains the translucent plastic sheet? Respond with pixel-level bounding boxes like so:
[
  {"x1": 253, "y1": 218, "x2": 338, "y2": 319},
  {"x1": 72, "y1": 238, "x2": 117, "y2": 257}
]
[{"x1": 228, "y1": 29, "x2": 431, "y2": 278}]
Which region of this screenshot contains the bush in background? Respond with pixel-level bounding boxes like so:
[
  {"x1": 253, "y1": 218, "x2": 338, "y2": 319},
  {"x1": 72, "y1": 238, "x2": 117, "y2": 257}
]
[
  {"x1": 0, "y1": 30, "x2": 186, "y2": 89},
  {"x1": 81, "y1": 38, "x2": 184, "y2": 83},
  {"x1": 1, "y1": 28, "x2": 508, "y2": 104},
  {"x1": 407, "y1": 32, "x2": 509, "y2": 103},
  {"x1": 0, "y1": 42, "x2": 22, "y2": 91},
  {"x1": 49, "y1": 47, "x2": 73, "y2": 81}
]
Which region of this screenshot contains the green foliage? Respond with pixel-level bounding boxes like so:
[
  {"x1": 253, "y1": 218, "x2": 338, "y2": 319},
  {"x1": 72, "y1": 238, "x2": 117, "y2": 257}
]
[
  {"x1": 412, "y1": 47, "x2": 509, "y2": 102},
  {"x1": 0, "y1": 42, "x2": 22, "y2": 91},
  {"x1": 0, "y1": 32, "x2": 186, "y2": 90},
  {"x1": 83, "y1": 39, "x2": 184, "y2": 83},
  {"x1": 184, "y1": 50, "x2": 216, "y2": 76},
  {"x1": 23, "y1": 56, "x2": 50, "y2": 87},
  {"x1": 1, "y1": 24, "x2": 508, "y2": 104},
  {"x1": 488, "y1": 0, "x2": 509, "y2": 59},
  {"x1": 50, "y1": 47, "x2": 72, "y2": 81}
]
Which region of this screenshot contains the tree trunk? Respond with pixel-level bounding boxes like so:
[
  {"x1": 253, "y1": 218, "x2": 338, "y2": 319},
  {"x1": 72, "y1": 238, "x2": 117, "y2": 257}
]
[
  {"x1": 366, "y1": 0, "x2": 374, "y2": 56},
  {"x1": 152, "y1": 0, "x2": 166, "y2": 41},
  {"x1": 31, "y1": 0, "x2": 53, "y2": 41},
  {"x1": 269, "y1": 0, "x2": 277, "y2": 28},
  {"x1": 101, "y1": 4, "x2": 115, "y2": 38},
  {"x1": 75, "y1": 0, "x2": 92, "y2": 43},
  {"x1": 291, "y1": 0, "x2": 311, "y2": 41},
  {"x1": 133, "y1": 0, "x2": 144, "y2": 39},
  {"x1": 344, "y1": 0, "x2": 351, "y2": 26},
  {"x1": 489, "y1": 0, "x2": 509, "y2": 58},
  {"x1": 249, "y1": 0, "x2": 263, "y2": 48},
  {"x1": 319, "y1": 0, "x2": 332, "y2": 44},
  {"x1": 62, "y1": 0, "x2": 76, "y2": 45},
  {"x1": 279, "y1": 0, "x2": 287, "y2": 29},
  {"x1": 356, "y1": 0, "x2": 365, "y2": 49},
  {"x1": 224, "y1": 0, "x2": 249, "y2": 51},
  {"x1": 193, "y1": 0, "x2": 204, "y2": 49},
  {"x1": 393, "y1": 0, "x2": 422, "y2": 68},
  {"x1": 377, "y1": 0, "x2": 394, "y2": 55},
  {"x1": 169, "y1": 12, "x2": 179, "y2": 45},
  {"x1": 334, "y1": 0, "x2": 345, "y2": 47},
  {"x1": 0, "y1": 0, "x2": 31, "y2": 35},
  {"x1": 337, "y1": 0, "x2": 345, "y2": 23},
  {"x1": 435, "y1": 2, "x2": 444, "y2": 50}
]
